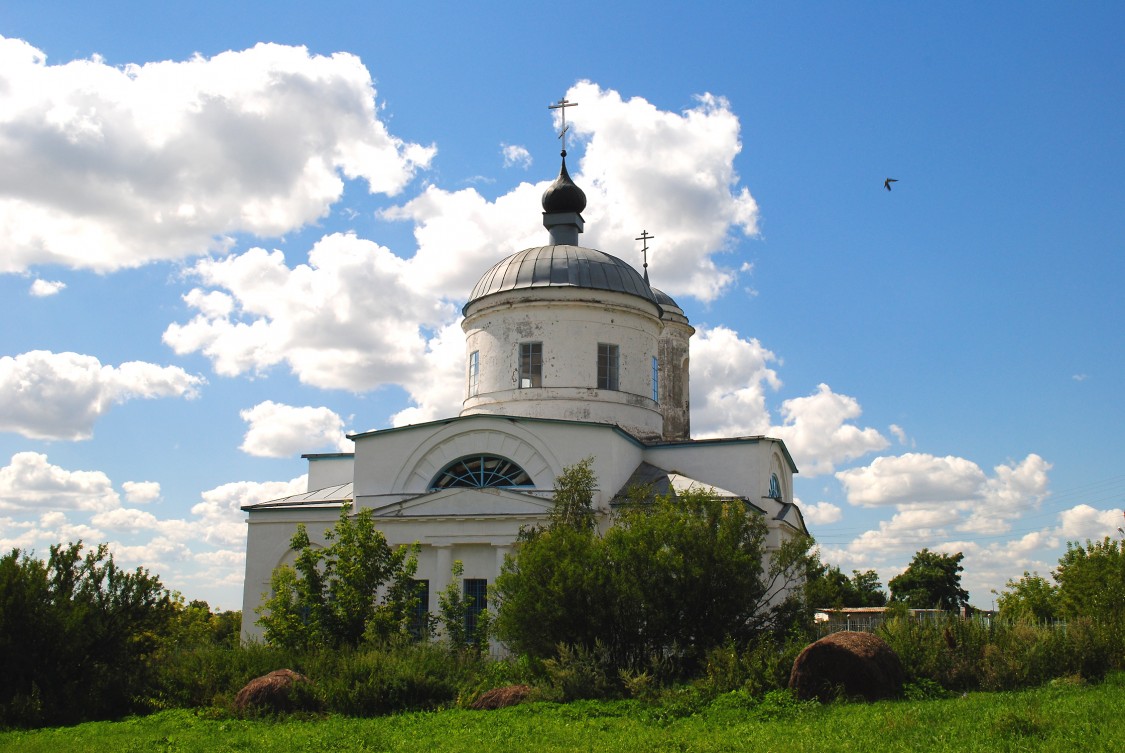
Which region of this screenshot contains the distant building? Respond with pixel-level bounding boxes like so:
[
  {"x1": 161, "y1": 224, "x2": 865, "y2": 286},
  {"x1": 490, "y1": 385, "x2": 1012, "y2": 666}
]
[{"x1": 240, "y1": 138, "x2": 808, "y2": 641}]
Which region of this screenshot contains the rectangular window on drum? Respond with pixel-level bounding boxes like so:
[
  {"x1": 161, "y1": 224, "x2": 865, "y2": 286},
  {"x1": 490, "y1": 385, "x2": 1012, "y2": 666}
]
[
  {"x1": 597, "y1": 343, "x2": 619, "y2": 391},
  {"x1": 468, "y1": 350, "x2": 480, "y2": 396},
  {"x1": 652, "y1": 355, "x2": 659, "y2": 401},
  {"x1": 519, "y1": 342, "x2": 542, "y2": 388}
]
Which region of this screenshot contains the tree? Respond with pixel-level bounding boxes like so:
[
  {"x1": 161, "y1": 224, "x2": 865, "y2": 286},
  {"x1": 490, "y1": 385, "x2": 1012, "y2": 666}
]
[
  {"x1": 1054, "y1": 536, "x2": 1125, "y2": 622},
  {"x1": 0, "y1": 542, "x2": 173, "y2": 727},
  {"x1": 805, "y1": 558, "x2": 887, "y2": 609},
  {"x1": 548, "y1": 456, "x2": 597, "y2": 531},
  {"x1": 493, "y1": 462, "x2": 813, "y2": 674},
  {"x1": 257, "y1": 503, "x2": 419, "y2": 649},
  {"x1": 887, "y1": 548, "x2": 969, "y2": 610},
  {"x1": 995, "y1": 571, "x2": 1060, "y2": 622}
]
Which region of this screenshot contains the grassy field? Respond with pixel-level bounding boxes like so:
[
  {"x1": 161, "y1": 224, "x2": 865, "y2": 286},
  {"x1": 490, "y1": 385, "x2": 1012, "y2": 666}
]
[{"x1": 3, "y1": 673, "x2": 1123, "y2": 753}]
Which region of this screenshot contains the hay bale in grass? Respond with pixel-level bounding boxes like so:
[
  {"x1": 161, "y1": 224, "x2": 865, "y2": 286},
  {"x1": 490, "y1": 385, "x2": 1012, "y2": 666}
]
[
  {"x1": 470, "y1": 684, "x2": 534, "y2": 710},
  {"x1": 788, "y1": 631, "x2": 905, "y2": 702},
  {"x1": 233, "y1": 668, "x2": 316, "y2": 714}
]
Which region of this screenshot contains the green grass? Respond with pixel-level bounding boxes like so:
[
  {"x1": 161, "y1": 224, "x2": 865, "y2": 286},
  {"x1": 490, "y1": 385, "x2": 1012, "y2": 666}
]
[{"x1": 4, "y1": 673, "x2": 1124, "y2": 753}]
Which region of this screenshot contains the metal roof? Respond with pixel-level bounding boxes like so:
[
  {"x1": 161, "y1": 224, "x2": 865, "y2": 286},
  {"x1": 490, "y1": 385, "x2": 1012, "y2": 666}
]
[{"x1": 465, "y1": 245, "x2": 658, "y2": 311}]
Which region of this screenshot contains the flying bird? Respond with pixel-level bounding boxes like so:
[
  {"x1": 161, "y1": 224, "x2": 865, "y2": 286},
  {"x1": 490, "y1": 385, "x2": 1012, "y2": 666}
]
[{"x1": 884, "y1": 178, "x2": 898, "y2": 191}]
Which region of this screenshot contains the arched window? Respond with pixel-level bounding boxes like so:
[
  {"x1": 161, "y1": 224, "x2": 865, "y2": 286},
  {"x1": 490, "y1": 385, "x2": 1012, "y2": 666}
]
[
  {"x1": 429, "y1": 455, "x2": 532, "y2": 490},
  {"x1": 768, "y1": 473, "x2": 783, "y2": 501}
]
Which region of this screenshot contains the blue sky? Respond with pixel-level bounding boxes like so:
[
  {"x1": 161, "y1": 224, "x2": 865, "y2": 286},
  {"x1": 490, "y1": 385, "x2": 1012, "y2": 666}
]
[{"x1": 1, "y1": 1, "x2": 1122, "y2": 610}]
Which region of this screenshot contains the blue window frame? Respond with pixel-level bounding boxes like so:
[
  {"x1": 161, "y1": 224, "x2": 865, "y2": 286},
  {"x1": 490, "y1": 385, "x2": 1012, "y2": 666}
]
[
  {"x1": 429, "y1": 455, "x2": 532, "y2": 490},
  {"x1": 468, "y1": 350, "x2": 480, "y2": 396},
  {"x1": 464, "y1": 578, "x2": 488, "y2": 641},
  {"x1": 651, "y1": 355, "x2": 659, "y2": 401},
  {"x1": 768, "y1": 473, "x2": 783, "y2": 501}
]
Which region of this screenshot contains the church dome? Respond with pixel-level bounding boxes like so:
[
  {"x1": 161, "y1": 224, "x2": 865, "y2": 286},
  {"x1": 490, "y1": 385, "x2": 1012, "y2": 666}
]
[
  {"x1": 541, "y1": 153, "x2": 587, "y2": 213},
  {"x1": 650, "y1": 287, "x2": 679, "y2": 308},
  {"x1": 465, "y1": 245, "x2": 658, "y2": 312}
]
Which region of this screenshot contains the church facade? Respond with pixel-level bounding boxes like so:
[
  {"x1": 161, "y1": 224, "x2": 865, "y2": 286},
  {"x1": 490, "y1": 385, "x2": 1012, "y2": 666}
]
[{"x1": 239, "y1": 143, "x2": 807, "y2": 642}]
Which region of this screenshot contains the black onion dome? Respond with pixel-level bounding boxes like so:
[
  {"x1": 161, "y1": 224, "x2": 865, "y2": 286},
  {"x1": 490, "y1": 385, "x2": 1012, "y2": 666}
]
[
  {"x1": 541, "y1": 155, "x2": 587, "y2": 213},
  {"x1": 465, "y1": 245, "x2": 659, "y2": 313}
]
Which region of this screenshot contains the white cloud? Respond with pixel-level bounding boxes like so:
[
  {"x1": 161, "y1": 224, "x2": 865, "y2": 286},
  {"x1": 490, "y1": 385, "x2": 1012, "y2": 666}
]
[
  {"x1": 836, "y1": 453, "x2": 987, "y2": 508},
  {"x1": 29, "y1": 279, "x2": 65, "y2": 296},
  {"x1": 690, "y1": 325, "x2": 780, "y2": 438},
  {"x1": 163, "y1": 235, "x2": 457, "y2": 390},
  {"x1": 0, "y1": 37, "x2": 434, "y2": 272},
  {"x1": 801, "y1": 500, "x2": 843, "y2": 525},
  {"x1": 122, "y1": 480, "x2": 161, "y2": 504},
  {"x1": 0, "y1": 350, "x2": 204, "y2": 440},
  {"x1": 771, "y1": 384, "x2": 889, "y2": 476},
  {"x1": 240, "y1": 400, "x2": 351, "y2": 457},
  {"x1": 961, "y1": 454, "x2": 1052, "y2": 534},
  {"x1": 389, "y1": 320, "x2": 468, "y2": 427},
  {"x1": 91, "y1": 506, "x2": 160, "y2": 532},
  {"x1": 191, "y1": 476, "x2": 307, "y2": 548},
  {"x1": 501, "y1": 143, "x2": 531, "y2": 169},
  {"x1": 563, "y1": 82, "x2": 759, "y2": 302},
  {"x1": 1057, "y1": 504, "x2": 1123, "y2": 541},
  {"x1": 0, "y1": 451, "x2": 119, "y2": 511}
]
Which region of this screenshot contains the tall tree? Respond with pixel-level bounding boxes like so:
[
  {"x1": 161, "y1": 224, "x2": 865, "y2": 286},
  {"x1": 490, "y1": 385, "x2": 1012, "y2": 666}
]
[
  {"x1": 887, "y1": 548, "x2": 970, "y2": 610},
  {"x1": 1054, "y1": 536, "x2": 1125, "y2": 623},
  {"x1": 257, "y1": 503, "x2": 419, "y2": 649},
  {"x1": 493, "y1": 462, "x2": 812, "y2": 674},
  {"x1": 996, "y1": 571, "x2": 1060, "y2": 622}
]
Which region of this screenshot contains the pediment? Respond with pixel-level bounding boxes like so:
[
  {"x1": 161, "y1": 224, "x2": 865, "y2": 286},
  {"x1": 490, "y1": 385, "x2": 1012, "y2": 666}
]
[{"x1": 368, "y1": 486, "x2": 554, "y2": 519}]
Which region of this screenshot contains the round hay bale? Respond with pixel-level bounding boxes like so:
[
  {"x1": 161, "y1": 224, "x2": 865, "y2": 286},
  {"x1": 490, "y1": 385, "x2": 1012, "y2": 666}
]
[
  {"x1": 470, "y1": 684, "x2": 534, "y2": 710},
  {"x1": 233, "y1": 668, "x2": 316, "y2": 714},
  {"x1": 788, "y1": 631, "x2": 905, "y2": 702}
]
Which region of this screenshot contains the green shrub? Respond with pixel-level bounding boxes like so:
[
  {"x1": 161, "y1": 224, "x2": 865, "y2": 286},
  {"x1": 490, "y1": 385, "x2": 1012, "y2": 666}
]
[{"x1": 306, "y1": 642, "x2": 473, "y2": 715}]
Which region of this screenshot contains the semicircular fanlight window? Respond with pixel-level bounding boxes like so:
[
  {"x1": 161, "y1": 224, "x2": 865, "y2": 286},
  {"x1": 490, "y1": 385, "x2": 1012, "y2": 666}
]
[
  {"x1": 430, "y1": 455, "x2": 532, "y2": 490},
  {"x1": 768, "y1": 473, "x2": 783, "y2": 501}
]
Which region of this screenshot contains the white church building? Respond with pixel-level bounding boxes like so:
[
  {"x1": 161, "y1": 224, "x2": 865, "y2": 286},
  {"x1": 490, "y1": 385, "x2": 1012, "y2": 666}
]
[{"x1": 240, "y1": 136, "x2": 808, "y2": 641}]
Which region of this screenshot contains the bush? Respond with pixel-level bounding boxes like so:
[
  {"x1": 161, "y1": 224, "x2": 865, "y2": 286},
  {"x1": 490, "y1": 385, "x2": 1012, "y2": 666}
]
[
  {"x1": 0, "y1": 542, "x2": 174, "y2": 727},
  {"x1": 308, "y1": 643, "x2": 469, "y2": 715}
]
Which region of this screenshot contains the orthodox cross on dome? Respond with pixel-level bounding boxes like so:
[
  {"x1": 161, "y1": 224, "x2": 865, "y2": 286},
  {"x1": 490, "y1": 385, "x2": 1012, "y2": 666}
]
[
  {"x1": 548, "y1": 97, "x2": 578, "y2": 155},
  {"x1": 635, "y1": 230, "x2": 655, "y2": 284}
]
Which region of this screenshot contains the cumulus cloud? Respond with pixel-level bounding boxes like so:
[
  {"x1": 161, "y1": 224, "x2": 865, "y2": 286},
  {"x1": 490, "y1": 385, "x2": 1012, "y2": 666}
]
[
  {"x1": 0, "y1": 37, "x2": 434, "y2": 272},
  {"x1": 383, "y1": 81, "x2": 760, "y2": 304},
  {"x1": 191, "y1": 476, "x2": 307, "y2": 548},
  {"x1": 836, "y1": 453, "x2": 987, "y2": 508},
  {"x1": 770, "y1": 384, "x2": 889, "y2": 476},
  {"x1": 801, "y1": 500, "x2": 843, "y2": 525},
  {"x1": 563, "y1": 82, "x2": 759, "y2": 301},
  {"x1": 1057, "y1": 504, "x2": 1123, "y2": 541},
  {"x1": 29, "y1": 279, "x2": 65, "y2": 296},
  {"x1": 122, "y1": 480, "x2": 161, "y2": 504},
  {"x1": 163, "y1": 234, "x2": 458, "y2": 392},
  {"x1": 826, "y1": 453, "x2": 1057, "y2": 603},
  {"x1": 690, "y1": 325, "x2": 780, "y2": 438},
  {"x1": 0, "y1": 451, "x2": 119, "y2": 511},
  {"x1": 501, "y1": 143, "x2": 531, "y2": 169},
  {"x1": 240, "y1": 400, "x2": 351, "y2": 457},
  {"x1": 0, "y1": 350, "x2": 204, "y2": 440}
]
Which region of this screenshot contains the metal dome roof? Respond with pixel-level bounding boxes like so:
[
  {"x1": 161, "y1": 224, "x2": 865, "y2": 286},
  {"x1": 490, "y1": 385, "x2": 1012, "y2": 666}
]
[
  {"x1": 465, "y1": 245, "x2": 659, "y2": 311},
  {"x1": 650, "y1": 287, "x2": 679, "y2": 308}
]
